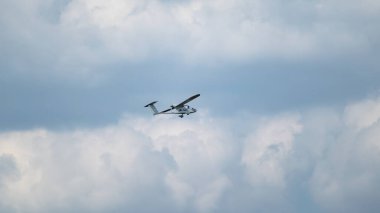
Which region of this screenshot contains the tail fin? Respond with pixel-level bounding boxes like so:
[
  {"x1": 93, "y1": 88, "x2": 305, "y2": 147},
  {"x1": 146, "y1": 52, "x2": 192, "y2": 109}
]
[{"x1": 144, "y1": 101, "x2": 159, "y2": 115}]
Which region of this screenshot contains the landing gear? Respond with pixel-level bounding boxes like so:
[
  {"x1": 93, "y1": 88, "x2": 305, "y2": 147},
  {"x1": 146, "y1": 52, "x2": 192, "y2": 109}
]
[{"x1": 179, "y1": 115, "x2": 184, "y2": 118}]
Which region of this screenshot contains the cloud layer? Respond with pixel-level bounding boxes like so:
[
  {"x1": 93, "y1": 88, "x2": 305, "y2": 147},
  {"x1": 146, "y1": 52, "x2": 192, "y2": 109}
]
[
  {"x1": 56, "y1": 0, "x2": 380, "y2": 62},
  {"x1": 1, "y1": 0, "x2": 380, "y2": 129},
  {"x1": 1, "y1": 96, "x2": 380, "y2": 212},
  {"x1": 1, "y1": 1, "x2": 380, "y2": 211},
  {"x1": 2, "y1": 0, "x2": 380, "y2": 75}
]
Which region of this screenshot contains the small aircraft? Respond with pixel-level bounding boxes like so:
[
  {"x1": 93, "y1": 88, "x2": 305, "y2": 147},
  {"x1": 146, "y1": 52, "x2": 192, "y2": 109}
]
[{"x1": 145, "y1": 94, "x2": 200, "y2": 118}]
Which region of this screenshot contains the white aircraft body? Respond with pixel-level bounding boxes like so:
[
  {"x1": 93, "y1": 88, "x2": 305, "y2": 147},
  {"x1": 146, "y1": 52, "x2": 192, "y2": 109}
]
[{"x1": 145, "y1": 94, "x2": 200, "y2": 118}]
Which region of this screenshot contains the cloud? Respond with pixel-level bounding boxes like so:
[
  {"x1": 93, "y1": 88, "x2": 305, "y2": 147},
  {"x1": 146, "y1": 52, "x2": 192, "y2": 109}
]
[
  {"x1": 0, "y1": 128, "x2": 172, "y2": 212},
  {"x1": 58, "y1": 0, "x2": 378, "y2": 62},
  {"x1": 2, "y1": 0, "x2": 380, "y2": 130},
  {"x1": 1, "y1": 1, "x2": 380, "y2": 210},
  {"x1": 308, "y1": 97, "x2": 380, "y2": 213},
  {"x1": 1, "y1": 96, "x2": 380, "y2": 212},
  {"x1": 0, "y1": 116, "x2": 235, "y2": 212},
  {"x1": 242, "y1": 115, "x2": 302, "y2": 188},
  {"x1": 344, "y1": 96, "x2": 380, "y2": 130},
  {"x1": 2, "y1": 0, "x2": 379, "y2": 78}
]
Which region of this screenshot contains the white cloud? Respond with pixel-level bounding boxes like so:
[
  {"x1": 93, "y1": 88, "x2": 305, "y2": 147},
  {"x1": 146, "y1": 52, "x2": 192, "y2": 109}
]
[
  {"x1": 242, "y1": 115, "x2": 302, "y2": 188},
  {"x1": 344, "y1": 97, "x2": 380, "y2": 130},
  {"x1": 133, "y1": 116, "x2": 234, "y2": 212},
  {"x1": 56, "y1": 0, "x2": 378, "y2": 63},
  {"x1": 3, "y1": 0, "x2": 377, "y2": 74},
  {"x1": 0, "y1": 128, "x2": 171, "y2": 211},
  {"x1": 304, "y1": 98, "x2": 380, "y2": 213},
  {"x1": 0, "y1": 116, "x2": 235, "y2": 212},
  {"x1": 309, "y1": 120, "x2": 380, "y2": 212},
  {"x1": 1, "y1": 96, "x2": 380, "y2": 212}
]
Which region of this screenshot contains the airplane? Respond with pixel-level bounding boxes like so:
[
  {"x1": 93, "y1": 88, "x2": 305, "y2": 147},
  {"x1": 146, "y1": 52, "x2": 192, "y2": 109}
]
[{"x1": 144, "y1": 94, "x2": 200, "y2": 118}]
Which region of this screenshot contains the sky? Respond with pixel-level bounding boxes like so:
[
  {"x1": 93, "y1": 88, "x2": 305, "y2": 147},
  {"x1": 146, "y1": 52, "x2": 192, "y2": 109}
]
[{"x1": 1, "y1": 0, "x2": 380, "y2": 212}]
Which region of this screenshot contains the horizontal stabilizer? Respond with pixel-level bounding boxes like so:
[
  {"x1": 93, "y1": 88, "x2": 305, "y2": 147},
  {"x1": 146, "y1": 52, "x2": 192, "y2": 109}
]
[
  {"x1": 144, "y1": 101, "x2": 157, "y2": 107},
  {"x1": 144, "y1": 101, "x2": 159, "y2": 115}
]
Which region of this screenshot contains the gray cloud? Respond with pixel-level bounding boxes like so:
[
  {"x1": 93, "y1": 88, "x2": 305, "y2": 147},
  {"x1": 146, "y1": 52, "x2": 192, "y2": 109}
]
[
  {"x1": 0, "y1": 154, "x2": 20, "y2": 212},
  {"x1": 1, "y1": 1, "x2": 379, "y2": 130},
  {"x1": 1, "y1": 0, "x2": 380, "y2": 129},
  {"x1": 0, "y1": 154, "x2": 19, "y2": 184},
  {"x1": 2, "y1": 0, "x2": 380, "y2": 73}
]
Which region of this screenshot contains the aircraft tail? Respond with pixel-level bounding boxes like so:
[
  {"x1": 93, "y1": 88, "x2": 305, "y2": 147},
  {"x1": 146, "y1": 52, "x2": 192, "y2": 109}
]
[{"x1": 144, "y1": 101, "x2": 159, "y2": 115}]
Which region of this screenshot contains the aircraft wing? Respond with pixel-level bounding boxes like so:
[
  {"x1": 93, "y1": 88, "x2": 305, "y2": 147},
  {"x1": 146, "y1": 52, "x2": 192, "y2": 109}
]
[{"x1": 174, "y1": 94, "x2": 200, "y2": 108}]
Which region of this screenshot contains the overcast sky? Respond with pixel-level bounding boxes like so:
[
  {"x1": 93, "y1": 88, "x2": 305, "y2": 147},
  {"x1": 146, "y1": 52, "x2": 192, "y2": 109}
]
[{"x1": 1, "y1": 0, "x2": 380, "y2": 212}]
